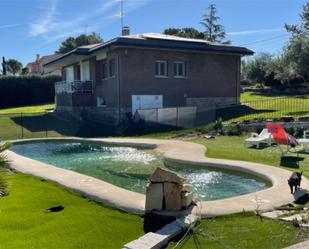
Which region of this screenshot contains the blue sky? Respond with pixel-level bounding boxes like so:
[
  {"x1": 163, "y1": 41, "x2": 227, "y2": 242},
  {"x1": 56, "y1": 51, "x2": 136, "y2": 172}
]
[{"x1": 0, "y1": 0, "x2": 307, "y2": 66}]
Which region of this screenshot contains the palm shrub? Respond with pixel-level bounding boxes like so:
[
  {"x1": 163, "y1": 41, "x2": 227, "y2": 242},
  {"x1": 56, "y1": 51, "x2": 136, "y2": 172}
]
[{"x1": 0, "y1": 142, "x2": 11, "y2": 196}]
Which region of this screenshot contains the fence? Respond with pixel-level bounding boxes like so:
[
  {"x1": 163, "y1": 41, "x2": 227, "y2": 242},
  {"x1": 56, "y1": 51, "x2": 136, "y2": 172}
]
[
  {"x1": 0, "y1": 111, "x2": 116, "y2": 141},
  {"x1": 216, "y1": 95, "x2": 309, "y2": 123},
  {"x1": 136, "y1": 106, "x2": 216, "y2": 128},
  {"x1": 1, "y1": 95, "x2": 309, "y2": 140}
]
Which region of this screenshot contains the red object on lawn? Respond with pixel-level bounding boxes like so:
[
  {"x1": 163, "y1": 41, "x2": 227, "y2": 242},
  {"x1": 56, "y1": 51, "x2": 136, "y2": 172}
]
[{"x1": 266, "y1": 124, "x2": 299, "y2": 147}]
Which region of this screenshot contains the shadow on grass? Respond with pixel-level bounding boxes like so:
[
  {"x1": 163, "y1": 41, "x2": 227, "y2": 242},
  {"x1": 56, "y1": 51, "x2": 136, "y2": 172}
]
[
  {"x1": 216, "y1": 105, "x2": 275, "y2": 122},
  {"x1": 10, "y1": 113, "x2": 116, "y2": 137},
  {"x1": 9, "y1": 113, "x2": 182, "y2": 138},
  {"x1": 280, "y1": 156, "x2": 304, "y2": 168}
]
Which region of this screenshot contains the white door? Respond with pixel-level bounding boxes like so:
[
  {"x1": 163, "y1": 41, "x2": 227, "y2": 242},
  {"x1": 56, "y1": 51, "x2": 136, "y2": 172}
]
[
  {"x1": 65, "y1": 66, "x2": 74, "y2": 82},
  {"x1": 132, "y1": 95, "x2": 163, "y2": 114},
  {"x1": 81, "y1": 61, "x2": 90, "y2": 81}
]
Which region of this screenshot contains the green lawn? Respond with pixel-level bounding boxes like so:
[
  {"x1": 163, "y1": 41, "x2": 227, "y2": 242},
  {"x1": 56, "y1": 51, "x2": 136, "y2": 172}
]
[
  {"x1": 168, "y1": 212, "x2": 306, "y2": 249},
  {"x1": 192, "y1": 136, "x2": 309, "y2": 177},
  {"x1": 1, "y1": 101, "x2": 309, "y2": 249},
  {"x1": 0, "y1": 103, "x2": 55, "y2": 114},
  {"x1": 217, "y1": 92, "x2": 309, "y2": 123},
  {"x1": 0, "y1": 170, "x2": 144, "y2": 249}
]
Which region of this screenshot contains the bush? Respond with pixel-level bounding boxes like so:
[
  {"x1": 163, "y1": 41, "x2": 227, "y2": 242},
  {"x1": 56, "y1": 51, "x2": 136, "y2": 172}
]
[
  {"x1": 0, "y1": 75, "x2": 61, "y2": 107},
  {"x1": 225, "y1": 125, "x2": 244, "y2": 136},
  {"x1": 254, "y1": 83, "x2": 264, "y2": 89},
  {"x1": 196, "y1": 118, "x2": 223, "y2": 134}
]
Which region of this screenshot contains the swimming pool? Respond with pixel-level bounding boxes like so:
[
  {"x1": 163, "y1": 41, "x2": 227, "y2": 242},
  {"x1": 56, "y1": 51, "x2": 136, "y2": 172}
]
[{"x1": 12, "y1": 140, "x2": 269, "y2": 201}]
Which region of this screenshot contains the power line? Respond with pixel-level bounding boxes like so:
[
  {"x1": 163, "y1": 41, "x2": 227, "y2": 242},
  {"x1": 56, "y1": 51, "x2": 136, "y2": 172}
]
[{"x1": 239, "y1": 34, "x2": 290, "y2": 46}]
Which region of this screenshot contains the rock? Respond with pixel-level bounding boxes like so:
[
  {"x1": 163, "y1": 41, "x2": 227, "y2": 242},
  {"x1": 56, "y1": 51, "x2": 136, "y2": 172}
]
[
  {"x1": 163, "y1": 182, "x2": 182, "y2": 211},
  {"x1": 181, "y1": 184, "x2": 191, "y2": 192},
  {"x1": 149, "y1": 167, "x2": 185, "y2": 184},
  {"x1": 181, "y1": 191, "x2": 193, "y2": 208},
  {"x1": 145, "y1": 183, "x2": 164, "y2": 212}
]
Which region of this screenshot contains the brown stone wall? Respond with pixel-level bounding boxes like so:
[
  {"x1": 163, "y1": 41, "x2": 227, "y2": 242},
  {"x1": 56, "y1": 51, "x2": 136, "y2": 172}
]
[{"x1": 117, "y1": 48, "x2": 240, "y2": 111}]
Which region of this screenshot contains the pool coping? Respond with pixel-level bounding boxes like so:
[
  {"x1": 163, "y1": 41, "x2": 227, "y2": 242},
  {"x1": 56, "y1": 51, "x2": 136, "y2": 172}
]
[{"x1": 5, "y1": 137, "x2": 309, "y2": 217}]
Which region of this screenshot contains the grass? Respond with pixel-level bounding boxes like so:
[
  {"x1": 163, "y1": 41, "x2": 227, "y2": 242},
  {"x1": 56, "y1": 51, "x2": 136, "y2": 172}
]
[
  {"x1": 192, "y1": 136, "x2": 309, "y2": 178},
  {"x1": 167, "y1": 212, "x2": 307, "y2": 249},
  {"x1": 0, "y1": 103, "x2": 55, "y2": 114},
  {"x1": 1, "y1": 99, "x2": 309, "y2": 248},
  {"x1": 216, "y1": 92, "x2": 309, "y2": 123},
  {"x1": 0, "y1": 171, "x2": 144, "y2": 249}
]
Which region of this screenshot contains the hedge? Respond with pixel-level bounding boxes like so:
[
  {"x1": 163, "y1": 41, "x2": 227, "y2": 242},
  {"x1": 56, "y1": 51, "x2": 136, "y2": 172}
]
[{"x1": 0, "y1": 75, "x2": 61, "y2": 107}]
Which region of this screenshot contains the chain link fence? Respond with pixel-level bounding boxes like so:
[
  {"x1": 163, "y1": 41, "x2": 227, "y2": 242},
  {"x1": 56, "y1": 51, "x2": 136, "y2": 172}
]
[
  {"x1": 0, "y1": 111, "x2": 116, "y2": 141},
  {"x1": 1, "y1": 95, "x2": 309, "y2": 140},
  {"x1": 216, "y1": 95, "x2": 309, "y2": 123}
]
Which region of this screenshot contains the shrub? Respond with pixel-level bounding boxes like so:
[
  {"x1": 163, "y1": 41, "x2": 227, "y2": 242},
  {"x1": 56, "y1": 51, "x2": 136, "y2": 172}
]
[
  {"x1": 196, "y1": 118, "x2": 224, "y2": 134},
  {"x1": 225, "y1": 125, "x2": 244, "y2": 136},
  {"x1": 0, "y1": 75, "x2": 61, "y2": 107},
  {"x1": 255, "y1": 83, "x2": 264, "y2": 89},
  {"x1": 0, "y1": 175, "x2": 8, "y2": 197},
  {"x1": 0, "y1": 142, "x2": 10, "y2": 197}
]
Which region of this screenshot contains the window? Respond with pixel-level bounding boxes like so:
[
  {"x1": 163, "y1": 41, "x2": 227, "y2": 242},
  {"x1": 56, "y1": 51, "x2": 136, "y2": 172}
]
[
  {"x1": 174, "y1": 61, "x2": 186, "y2": 78},
  {"x1": 102, "y1": 62, "x2": 108, "y2": 79},
  {"x1": 109, "y1": 59, "x2": 116, "y2": 77},
  {"x1": 155, "y1": 60, "x2": 168, "y2": 77},
  {"x1": 97, "y1": 96, "x2": 106, "y2": 107}
]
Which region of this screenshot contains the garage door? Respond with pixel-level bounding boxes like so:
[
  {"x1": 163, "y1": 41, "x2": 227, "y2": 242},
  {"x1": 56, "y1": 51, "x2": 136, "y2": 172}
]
[{"x1": 132, "y1": 95, "x2": 163, "y2": 114}]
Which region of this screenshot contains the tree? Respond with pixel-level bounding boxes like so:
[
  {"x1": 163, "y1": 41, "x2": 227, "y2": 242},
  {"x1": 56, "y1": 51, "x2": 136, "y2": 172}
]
[
  {"x1": 57, "y1": 32, "x2": 103, "y2": 54},
  {"x1": 284, "y1": 3, "x2": 309, "y2": 84},
  {"x1": 21, "y1": 67, "x2": 29, "y2": 75},
  {"x1": 284, "y1": 35, "x2": 309, "y2": 83},
  {"x1": 285, "y1": 3, "x2": 309, "y2": 35},
  {"x1": 163, "y1": 27, "x2": 205, "y2": 39},
  {"x1": 241, "y1": 53, "x2": 274, "y2": 84},
  {"x1": 1, "y1": 57, "x2": 6, "y2": 76},
  {"x1": 6, "y1": 59, "x2": 22, "y2": 75},
  {"x1": 200, "y1": 4, "x2": 230, "y2": 43}
]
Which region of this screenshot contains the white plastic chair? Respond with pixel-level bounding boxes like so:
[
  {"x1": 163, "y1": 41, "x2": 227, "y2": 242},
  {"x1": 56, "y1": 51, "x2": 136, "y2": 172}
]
[{"x1": 245, "y1": 128, "x2": 272, "y2": 149}]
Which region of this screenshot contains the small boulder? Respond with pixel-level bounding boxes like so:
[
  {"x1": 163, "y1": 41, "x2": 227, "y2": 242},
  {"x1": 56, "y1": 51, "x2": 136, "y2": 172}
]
[
  {"x1": 149, "y1": 167, "x2": 185, "y2": 184},
  {"x1": 145, "y1": 183, "x2": 164, "y2": 212}
]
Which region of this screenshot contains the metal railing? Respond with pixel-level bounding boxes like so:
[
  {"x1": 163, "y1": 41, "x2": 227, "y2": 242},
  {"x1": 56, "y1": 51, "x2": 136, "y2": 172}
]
[{"x1": 55, "y1": 80, "x2": 93, "y2": 94}]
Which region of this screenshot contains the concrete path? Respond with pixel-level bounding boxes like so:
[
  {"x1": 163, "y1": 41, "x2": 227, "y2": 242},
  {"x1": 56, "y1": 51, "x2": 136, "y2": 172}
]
[
  {"x1": 283, "y1": 241, "x2": 309, "y2": 249},
  {"x1": 5, "y1": 137, "x2": 309, "y2": 217},
  {"x1": 123, "y1": 214, "x2": 198, "y2": 249}
]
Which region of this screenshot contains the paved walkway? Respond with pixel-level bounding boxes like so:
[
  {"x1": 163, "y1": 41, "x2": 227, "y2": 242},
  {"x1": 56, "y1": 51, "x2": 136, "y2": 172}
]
[
  {"x1": 283, "y1": 241, "x2": 309, "y2": 249},
  {"x1": 6, "y1": 137, "x2": 309, "y2": 217}
]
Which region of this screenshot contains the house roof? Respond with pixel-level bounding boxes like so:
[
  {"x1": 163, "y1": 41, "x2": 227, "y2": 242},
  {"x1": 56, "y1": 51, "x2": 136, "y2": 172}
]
[{"x1": 44, "y1": 33, "x2": 254, "y2": 67}]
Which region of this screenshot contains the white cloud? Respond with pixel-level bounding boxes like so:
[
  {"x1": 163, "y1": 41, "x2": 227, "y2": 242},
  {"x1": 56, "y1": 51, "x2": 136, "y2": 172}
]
[
  {"x1": 29, "y1": 0, "x2": 148, "y2": 44},
  {"x1": 227, "y1": 28, "x2": 285, "y2": 36},
  {"x1": 0, "y1": 24, "x2": 20, "y2": 29},
  {"x1": 29, "y1": 0, "x2": 58, "y2": 37}
]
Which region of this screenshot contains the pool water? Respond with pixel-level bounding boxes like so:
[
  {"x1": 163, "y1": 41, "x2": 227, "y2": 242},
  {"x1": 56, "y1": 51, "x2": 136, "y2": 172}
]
[{"x1": 12, "y1": 141, "x2": 269, "y2": 201}]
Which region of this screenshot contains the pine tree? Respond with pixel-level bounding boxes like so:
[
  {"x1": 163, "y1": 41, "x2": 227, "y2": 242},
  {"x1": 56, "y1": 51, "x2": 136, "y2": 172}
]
[{"x1": 200, "y1": 4, "x2": 229, "y2": 44}]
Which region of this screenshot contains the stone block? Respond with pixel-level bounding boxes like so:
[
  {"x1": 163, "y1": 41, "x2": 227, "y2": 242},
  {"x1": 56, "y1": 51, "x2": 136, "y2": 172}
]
[
  {"x1": 181, "y1": 191, "x2": 193, "y2": 208},
  {"x1": 163, "y1": 182, "x2": 182, "y2": 211},
  {"x1": 181, "y1": 184, "x2": 191, "y2": 192},
  {"x1": 145, "y1": 183, "x2": 164, "y2": 212},
  {"x1": 149, "y1": 167, "x2": 185, "y2": 184}
]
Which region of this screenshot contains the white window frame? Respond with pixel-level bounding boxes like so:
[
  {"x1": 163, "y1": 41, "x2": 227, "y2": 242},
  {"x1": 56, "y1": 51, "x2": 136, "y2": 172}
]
[
  {"x1": 173, "y1": 61, "x2": 186, "y2": 78},
  {"x1": 155, "y1": 60, "x2": 168, "y2": 78}
]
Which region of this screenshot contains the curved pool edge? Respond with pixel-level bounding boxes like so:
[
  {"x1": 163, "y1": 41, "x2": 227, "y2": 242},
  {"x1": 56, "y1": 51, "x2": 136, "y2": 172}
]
[{"x1": 5, "y1": 137, "x2": 309, "y2": 217}]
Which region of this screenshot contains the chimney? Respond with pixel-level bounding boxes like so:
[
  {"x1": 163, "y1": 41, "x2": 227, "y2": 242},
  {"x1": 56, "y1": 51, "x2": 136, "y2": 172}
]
[
  {"x1": 36, "y1": 54, "x2": 40, "y2": 61},
  {"x1": 122, "y1": 26, "x2": 130, "y2": 36}
]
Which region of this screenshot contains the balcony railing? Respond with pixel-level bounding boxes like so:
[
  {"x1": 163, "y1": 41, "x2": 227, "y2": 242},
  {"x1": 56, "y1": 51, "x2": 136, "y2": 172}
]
[{"x1": 55, "y1": 80, "x2": 93, "y2": 94}]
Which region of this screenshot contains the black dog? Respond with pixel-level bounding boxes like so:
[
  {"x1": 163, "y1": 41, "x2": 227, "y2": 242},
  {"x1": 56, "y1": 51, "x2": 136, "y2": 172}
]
[{"x1": 288, "y1": 172, "x2": 303, "y2": 194}]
